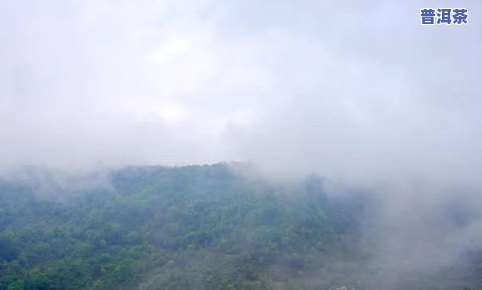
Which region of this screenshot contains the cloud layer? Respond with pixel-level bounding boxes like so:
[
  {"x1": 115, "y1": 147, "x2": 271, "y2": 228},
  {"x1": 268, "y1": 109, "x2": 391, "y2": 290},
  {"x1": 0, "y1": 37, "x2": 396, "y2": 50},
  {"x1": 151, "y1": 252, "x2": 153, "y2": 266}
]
[{"x1": 2, "y1": 0, "x2": 480, "y2": 185}]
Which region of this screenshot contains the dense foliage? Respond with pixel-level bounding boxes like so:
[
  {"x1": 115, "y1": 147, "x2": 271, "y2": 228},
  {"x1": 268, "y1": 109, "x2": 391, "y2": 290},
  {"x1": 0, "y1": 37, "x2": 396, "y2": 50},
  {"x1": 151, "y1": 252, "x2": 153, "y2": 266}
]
[{"x1": 0, "y1": 164, "x2": 479, "y2": 289}]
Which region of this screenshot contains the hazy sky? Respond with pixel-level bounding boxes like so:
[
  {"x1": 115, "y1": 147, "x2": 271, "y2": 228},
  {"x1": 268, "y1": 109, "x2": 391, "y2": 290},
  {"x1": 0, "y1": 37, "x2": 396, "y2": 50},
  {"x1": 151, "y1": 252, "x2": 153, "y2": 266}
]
[{"x1": 1, "y1": 0, "x2": 481, "y2": 186}]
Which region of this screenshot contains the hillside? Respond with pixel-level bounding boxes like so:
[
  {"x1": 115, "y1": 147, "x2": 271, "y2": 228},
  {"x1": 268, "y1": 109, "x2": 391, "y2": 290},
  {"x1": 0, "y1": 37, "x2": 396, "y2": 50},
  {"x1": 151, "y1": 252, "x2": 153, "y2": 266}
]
[{"x1": 0, "y1": 164, "x2": 479, "y2": 290}]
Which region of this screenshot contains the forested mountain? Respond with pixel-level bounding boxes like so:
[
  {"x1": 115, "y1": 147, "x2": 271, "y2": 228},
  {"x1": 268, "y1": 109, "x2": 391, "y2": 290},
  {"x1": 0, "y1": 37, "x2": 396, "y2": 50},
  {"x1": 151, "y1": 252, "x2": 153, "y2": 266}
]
[{"x1": 0, "y1": 164, "x2": 479, "y2": 290}]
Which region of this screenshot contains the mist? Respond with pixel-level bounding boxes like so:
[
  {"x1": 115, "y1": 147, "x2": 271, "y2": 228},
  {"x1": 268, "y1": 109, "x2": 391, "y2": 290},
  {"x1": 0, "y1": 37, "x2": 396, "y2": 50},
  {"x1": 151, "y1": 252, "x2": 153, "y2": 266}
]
[
  {"x1": 1, "y1": 0, "x2": 482, "y2": 288},
  {"x1": 1, "y1": 0, "x2": 481, "y2": 178}
]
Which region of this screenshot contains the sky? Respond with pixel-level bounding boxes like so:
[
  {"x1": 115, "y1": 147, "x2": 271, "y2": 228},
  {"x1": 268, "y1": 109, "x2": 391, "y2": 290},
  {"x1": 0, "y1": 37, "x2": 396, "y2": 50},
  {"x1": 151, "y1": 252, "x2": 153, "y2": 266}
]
[{"x1": 0, "y1": 0, "x2": 481, "y2": 188}]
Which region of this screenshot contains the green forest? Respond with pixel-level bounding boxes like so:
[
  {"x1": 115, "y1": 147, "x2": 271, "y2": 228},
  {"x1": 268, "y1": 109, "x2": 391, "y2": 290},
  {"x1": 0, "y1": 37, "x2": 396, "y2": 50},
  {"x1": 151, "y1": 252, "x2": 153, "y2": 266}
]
[{"x1": 0, "y1": 164, "x2": 480, "y2": 290}]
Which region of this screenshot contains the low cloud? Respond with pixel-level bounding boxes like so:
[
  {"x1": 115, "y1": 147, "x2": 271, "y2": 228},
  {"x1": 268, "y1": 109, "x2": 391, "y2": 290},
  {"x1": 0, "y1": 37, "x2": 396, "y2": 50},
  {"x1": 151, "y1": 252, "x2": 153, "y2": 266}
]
[{"x1": 1, "y1": 0, "x2": 482, "y2": 286}]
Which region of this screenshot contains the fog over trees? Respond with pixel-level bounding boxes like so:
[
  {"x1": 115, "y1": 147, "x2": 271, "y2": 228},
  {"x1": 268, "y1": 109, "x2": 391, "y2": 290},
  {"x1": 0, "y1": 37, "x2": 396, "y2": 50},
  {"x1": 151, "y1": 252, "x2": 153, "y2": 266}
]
[{"x1": 1, "y1": 0, "x2": 481, "y2": 289}]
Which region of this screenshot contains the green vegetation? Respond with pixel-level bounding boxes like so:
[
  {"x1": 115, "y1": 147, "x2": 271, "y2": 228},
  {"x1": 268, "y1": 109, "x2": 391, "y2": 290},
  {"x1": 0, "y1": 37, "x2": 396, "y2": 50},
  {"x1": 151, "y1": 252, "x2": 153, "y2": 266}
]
[{"x1": 0, "y1": 164, "x2": 480, "y2": 289}]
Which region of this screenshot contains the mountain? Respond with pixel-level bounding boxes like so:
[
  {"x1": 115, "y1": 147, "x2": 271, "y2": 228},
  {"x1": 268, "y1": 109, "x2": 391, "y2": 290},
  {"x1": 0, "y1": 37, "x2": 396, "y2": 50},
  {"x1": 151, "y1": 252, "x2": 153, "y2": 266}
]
[{"x1": 0, "y1": 164, "x2": 478, "y2": 290}]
